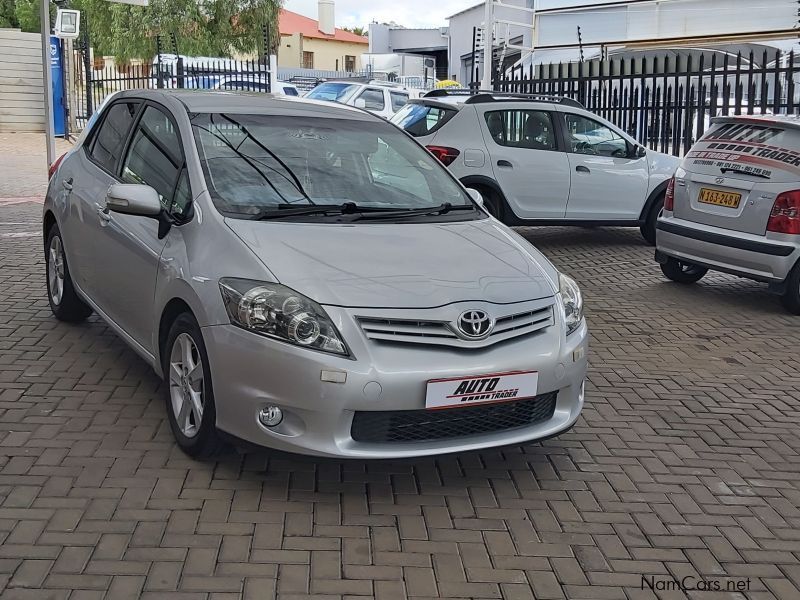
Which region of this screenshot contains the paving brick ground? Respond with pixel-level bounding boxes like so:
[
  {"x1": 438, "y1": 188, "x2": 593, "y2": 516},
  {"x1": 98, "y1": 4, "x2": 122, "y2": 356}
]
[{"x1": 1, "y1": 135, "x2": 800, "y2": 599}]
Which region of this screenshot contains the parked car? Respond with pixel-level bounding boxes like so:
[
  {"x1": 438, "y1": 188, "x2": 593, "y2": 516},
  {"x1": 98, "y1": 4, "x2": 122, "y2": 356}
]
[
  {"x1": 305, "y1": 81, "x2": 413, "y2": 119},
  {"x1": 43, "y1": 90, "x2": 588, "y2": 458},
  {"x1": 212, "y1": 76, "x2": 300, "y2": 96},
  {"x1": 655, "y1": 114, "x2": 800, "y2": 313},
  {"x1": 391, "y1": 90, "x2": 681, "y2": 243}
]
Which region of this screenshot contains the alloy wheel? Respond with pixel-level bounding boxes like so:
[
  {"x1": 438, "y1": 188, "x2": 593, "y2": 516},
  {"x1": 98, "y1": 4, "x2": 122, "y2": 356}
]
[
  {"x1": 168, "y1": 333, "x2": 205, "y2": 438},
  {"x1": 48, "y1": 235, "x2": 65, "y2": 305}
]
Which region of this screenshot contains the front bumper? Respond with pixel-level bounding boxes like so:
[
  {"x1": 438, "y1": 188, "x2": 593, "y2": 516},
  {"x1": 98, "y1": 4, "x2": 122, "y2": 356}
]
[
  {"x1": 656, "y1": 216, "x2": 800, "y2": 283},
  {"x1": 201, "y1": 302, "x2": 588, "y2": 458}
]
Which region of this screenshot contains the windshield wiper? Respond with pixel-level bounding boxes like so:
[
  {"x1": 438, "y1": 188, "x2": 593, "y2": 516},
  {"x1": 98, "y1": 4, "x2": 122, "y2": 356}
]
[
  {"x1": 720, "y1": 167, "x2": 771, "y2": 179},
  {"x1": 350, "y1": 203, "x2": 475, "y2": 221},
  {"x1": 250, "y1": 204, "x2": 346, "y2": 220},
  {"x1": 248, "y1": 202, "x2": 475, "y2": 221}
]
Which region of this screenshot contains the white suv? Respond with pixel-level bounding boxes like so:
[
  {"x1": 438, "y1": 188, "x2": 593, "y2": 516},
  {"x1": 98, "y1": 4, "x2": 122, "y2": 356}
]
[
  {"x1": 305, "y1": 81, "x2": 413, "y2": 119},
  {"x1": 391, "y1": 90, "x2": 681, "y2": 243}
]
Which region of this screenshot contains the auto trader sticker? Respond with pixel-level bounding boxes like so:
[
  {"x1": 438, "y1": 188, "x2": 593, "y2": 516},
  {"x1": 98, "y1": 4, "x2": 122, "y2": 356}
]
[
  {"x1": 686, "y1": 122, "x2": 800, "y2": 175},
  {"x1": 425, "y1": 371, "x2": 539, "y2": 410}
]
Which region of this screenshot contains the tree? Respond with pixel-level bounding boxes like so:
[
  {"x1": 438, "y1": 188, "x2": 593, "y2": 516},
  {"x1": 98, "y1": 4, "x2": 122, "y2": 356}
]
[
  {"x1": 342, "y1": 25, "x2": 366, "y2": 37},
  {"x1": 0, "y1": 0, "x2": 19, "y2": 28},
  {"x1": 12, "y1": 0, "x2": 282, "y2": 60}
]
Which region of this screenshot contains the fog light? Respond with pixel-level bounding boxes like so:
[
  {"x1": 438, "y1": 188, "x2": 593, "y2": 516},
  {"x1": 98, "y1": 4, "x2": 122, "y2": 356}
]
[{"x1": 258, "y1": 405, "x2": 283, "y2": 427}]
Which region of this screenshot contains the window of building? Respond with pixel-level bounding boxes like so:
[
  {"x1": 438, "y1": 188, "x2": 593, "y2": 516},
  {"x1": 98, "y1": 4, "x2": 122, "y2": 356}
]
[
  {"x1": 345, "y1": 55, "x2": 356, "y2": 72},
  {"x1": 302, "y1": 51, "x2": 314, "y2": 69}
]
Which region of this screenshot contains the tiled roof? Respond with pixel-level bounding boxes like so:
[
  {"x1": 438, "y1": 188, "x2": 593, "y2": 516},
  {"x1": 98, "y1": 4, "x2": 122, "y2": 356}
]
[{"x1": 279, "y1": 9, "x2": 369, "y2": 44}]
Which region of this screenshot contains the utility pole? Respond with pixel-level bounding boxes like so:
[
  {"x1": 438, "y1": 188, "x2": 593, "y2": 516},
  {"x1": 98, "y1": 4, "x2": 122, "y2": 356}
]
[
  {"x1": 40, "y1": 0, "x2": 56, "y2": 166},
  {"x1": 480, "y1": 0, "x2": 493, "y2": 90}
]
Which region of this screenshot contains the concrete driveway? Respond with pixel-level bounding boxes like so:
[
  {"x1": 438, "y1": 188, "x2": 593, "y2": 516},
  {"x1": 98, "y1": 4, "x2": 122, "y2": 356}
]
[{"x1": 1, "y1": 134, "x2": 799, "y2": 599}]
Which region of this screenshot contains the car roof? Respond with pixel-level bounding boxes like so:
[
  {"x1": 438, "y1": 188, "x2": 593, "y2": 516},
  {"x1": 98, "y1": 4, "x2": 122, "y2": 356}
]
[
  {"x1": 409, "y1": 96, "x2": 562, "y2": 111},
  {"x1": 111, "y1": 89, "x2": 376, "y2": 121}
]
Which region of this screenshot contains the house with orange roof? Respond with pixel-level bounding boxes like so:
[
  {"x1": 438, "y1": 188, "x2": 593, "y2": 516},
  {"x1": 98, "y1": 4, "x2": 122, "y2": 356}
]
[{"x1": 279, "y1": 1, "x2": 369, "y2": 72}]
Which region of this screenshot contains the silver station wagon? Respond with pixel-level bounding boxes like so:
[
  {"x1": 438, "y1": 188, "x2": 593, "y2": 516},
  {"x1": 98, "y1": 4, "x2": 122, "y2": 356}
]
[{"x1": 43, "y1": 90, "x2": 588, "y2": 458}]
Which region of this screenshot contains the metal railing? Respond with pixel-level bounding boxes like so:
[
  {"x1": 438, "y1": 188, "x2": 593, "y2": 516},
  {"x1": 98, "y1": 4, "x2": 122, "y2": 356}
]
[{"x1": 490, "y1": 50, "x2": 800, "y2": 156}]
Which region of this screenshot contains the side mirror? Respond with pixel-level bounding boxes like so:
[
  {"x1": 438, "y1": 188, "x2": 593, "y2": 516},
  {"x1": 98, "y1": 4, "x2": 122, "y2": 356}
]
[
  {"x1": 354, "y1": 98, "x2": 367, "y2": 109},
  {"x1": 633, "y1": 144, "x2": 647, "y2": 159},
  {"x1": 467, "y1": 188, "x2": 484, "y2": 208},
  {"x1": 106, "y1": 184, "x2": 162, "y2": 217}
]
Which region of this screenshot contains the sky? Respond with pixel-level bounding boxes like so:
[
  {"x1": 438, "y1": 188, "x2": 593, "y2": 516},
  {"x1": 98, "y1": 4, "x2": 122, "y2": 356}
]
[{"x1": 284, "y1": 0, "x2": 476, "y2": 29}]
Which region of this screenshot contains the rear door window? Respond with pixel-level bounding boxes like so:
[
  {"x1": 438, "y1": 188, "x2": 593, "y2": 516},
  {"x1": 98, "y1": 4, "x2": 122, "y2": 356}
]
[
  {"x1": 485, "y1": 110, "x2": 557, "y2": 151},
  {"x1": 390, "y1": 91, "x2": 409, "y2": 113},
  {"x1": 391, "y1": 103, "x2": 457, "y2": 137},
  {"x1": 88, "y1": 101, "x2": 141, "y2": 173}
]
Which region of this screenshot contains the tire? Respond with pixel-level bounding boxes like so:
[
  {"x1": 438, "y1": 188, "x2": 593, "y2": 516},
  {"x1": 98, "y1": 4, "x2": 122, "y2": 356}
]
[
  {"x1": 163, "y1": 313, "x2": 224, "y2": 458},
  {"x1": 474, "y1": 185, "x2": 505, "y2": 221},
  {"x1": 45, "y1": 224, "x2": 92, "y2": 322},
  {"x1": 781, "y1": 261, "x2": 800, "y2": 315},
  {"x1": 640, "y1": 194, "x2": 664, "y2": 246},
  {"x1": 660, "y1": 256, "x2": 708, "y2": 284}
]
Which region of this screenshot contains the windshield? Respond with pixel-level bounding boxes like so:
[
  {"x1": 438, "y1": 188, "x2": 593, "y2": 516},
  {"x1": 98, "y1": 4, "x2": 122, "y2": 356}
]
[
  {"x1": 392, "y1": 103, "x2": 457, "y2": 137},
  {"x1": 305, "y1": 83, "x2": 359, "y2": 102},
  {"x1": 191, "y1": 113, "x2": 476, "y2": 220}
]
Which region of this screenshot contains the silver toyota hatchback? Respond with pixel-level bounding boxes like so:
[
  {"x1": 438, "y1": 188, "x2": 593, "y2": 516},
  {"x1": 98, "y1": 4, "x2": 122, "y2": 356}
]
[{"x1": 43, "y1": 90, "x2": 588, "y2": 458}]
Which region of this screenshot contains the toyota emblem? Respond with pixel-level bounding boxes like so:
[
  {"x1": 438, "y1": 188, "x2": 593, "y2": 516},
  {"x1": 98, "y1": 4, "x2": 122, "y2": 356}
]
[{"x1": 457, "y1": 310, "x2": 493, "y2": 338}]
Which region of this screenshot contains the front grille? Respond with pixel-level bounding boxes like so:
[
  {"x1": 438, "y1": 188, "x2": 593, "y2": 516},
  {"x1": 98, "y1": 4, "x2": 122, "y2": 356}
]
[
  {"x1": 357, "y1": 304, "x2": 554, "y2": 349},
  {"x1": 350, "y1": 392, "x2": 557, "y2": 443}
]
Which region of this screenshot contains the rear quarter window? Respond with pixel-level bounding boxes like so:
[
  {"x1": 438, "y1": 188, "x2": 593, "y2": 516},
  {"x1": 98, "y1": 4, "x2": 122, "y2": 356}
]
[{"x1": 391, "y1": 103, "x2": 457, "y2": 137}]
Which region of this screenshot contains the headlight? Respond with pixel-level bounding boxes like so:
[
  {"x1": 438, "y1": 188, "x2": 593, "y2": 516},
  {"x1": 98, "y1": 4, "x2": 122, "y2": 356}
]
[
  {"x1": 559, "y1": 272, "x2": 584, "y2": 335},
  {"x1": 219, "y1": 278, "x2": 349, "y2": 356}
]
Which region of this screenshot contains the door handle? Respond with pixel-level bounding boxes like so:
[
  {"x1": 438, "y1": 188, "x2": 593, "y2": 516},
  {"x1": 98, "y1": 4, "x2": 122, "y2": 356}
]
[
  {"x1": 94, "y1": 202, "x2": 111, "y2": 223},
  {"x1": 575, "y1": 165, "x2": 591, "y2": 173},
  {"x1": 497, "y1": 160, "x2": 513, "y2": 168},
  {"x1": 62, "y1": 178, "x2": 73, "y2": 191}
]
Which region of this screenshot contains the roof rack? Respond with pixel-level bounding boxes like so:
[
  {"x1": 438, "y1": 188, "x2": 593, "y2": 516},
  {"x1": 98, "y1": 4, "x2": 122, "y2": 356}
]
[{"x1": 422, "y1": 88, "x2": 584, "y2": 109}]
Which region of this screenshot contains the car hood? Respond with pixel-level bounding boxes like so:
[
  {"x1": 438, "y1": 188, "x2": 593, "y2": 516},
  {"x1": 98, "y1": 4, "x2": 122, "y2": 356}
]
[{"x1": 225, "y1": 218, "x2": 558, "y2": 308}]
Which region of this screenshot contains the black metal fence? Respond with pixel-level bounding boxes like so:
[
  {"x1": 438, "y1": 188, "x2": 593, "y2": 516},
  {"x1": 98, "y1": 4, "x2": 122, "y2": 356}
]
[
  {"x1": 491, "y1": 50, "x2": 800, "y2": 156},
  {"x1": 71, "y1": 53, "x2": 378, "y2": 128}
]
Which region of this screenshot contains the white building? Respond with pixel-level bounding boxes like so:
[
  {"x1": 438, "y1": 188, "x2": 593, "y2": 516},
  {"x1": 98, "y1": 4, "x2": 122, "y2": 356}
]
[{"x1": 446, "y1": 0, "x2": 798, "y2": 85}]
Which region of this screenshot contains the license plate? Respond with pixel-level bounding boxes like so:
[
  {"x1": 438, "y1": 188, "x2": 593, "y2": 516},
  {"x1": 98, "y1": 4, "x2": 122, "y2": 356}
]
[
  {"x1": 698, "y1": 188, "x2": 742, "y2": 208},
  {"x1": 425, "y1": 370, "x2": 539, "y2": 410}
]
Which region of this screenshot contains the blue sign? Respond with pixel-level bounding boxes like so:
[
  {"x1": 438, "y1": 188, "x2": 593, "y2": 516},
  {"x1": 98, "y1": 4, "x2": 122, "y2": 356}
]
[{"x1": 50, "y1": 36, "x2": 65, "y2": 137}]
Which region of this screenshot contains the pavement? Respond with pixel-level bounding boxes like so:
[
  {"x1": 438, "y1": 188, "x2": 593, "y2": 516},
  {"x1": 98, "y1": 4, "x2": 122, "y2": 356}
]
[{"x1": 1, "y1": 133, "x2": 800, "y2": 599}]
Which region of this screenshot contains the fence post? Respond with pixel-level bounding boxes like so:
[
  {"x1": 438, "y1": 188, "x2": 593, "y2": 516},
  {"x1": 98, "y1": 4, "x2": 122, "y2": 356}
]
[
  {"x1": 156, "y1": 35, "x2": 164, "y2": 89},
  {"x1": 81, "y1": 22, "x2": 93, "y2": 117},
  {"x1": 176, "y1": 56, "x2": 185, "y2": 89}
]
